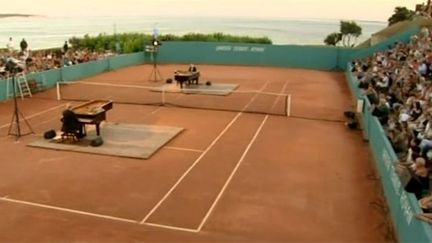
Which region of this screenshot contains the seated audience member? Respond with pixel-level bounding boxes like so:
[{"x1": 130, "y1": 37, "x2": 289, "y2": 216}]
[
  {"x1": 388, "y1": 126, "x2": 409, "y2": 156},
  {"x1": 363, "y1": 85, "x2": 379, "y2": 105},
  {"x1": 405, "y1": 157, "x2": 430, "y2": 199},
  {"x1": 371, "y1": 98, "x2": 390, "y2": 124},
  {"x1": 375, "y1": 73, "x2": 390, "y2": 93},
  {"x1": 0, "y1": 45, "x2": 116, "y2": 76},
  {"x1": 406, "y1": 138, "x2": 422, "y2": 163},
  {"x1": 420, "y1": 195, "x2": 432, "y2": 213}
]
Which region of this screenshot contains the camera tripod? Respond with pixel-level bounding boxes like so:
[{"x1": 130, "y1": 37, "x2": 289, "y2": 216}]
[
  {"x1": 7, "y1": 74, "x2": 34, "y2": 140},
  {"x1": 147, "y1": 47, "x2": 163, "y2": 82}
]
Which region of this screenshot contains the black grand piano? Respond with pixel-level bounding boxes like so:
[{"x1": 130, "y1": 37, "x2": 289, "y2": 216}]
[
  {"x1": 174, "y1": 70, "x2": 200, "y2": 88},
  {"x1": 71, "y1": 100, "x2": 113, "y2": 136}
]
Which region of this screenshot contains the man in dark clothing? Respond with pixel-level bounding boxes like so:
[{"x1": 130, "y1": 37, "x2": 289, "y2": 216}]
[
  {"x1": 371, "y1": 98, "x2": 390, "y2": 125},
  {"x1": 61, "y1": 107, "x2": 85, "y2": 139},
  {"x1": 20, "y1": 38, "x2": 28, "y2": 52},
  {"x1": 63, "y1": 41, "x2": 69, "y2": 54}
]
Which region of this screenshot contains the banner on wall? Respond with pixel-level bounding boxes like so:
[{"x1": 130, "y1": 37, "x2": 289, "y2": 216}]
[{"x1": 356, "y1": 99, "x2": 364, "y2": 113}]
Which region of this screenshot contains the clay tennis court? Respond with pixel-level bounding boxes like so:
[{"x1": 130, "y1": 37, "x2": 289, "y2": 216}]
[{"x1": 0, "y1": 64, "x2": 390, "y2": 242}]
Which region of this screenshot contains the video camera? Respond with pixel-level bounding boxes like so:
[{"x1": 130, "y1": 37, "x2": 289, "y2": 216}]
[{"x1": 5, "y1": 58, "x2": 25, "y2": 73}]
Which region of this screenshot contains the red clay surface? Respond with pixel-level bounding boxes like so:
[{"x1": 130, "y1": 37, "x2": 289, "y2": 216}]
[{"x1": 0, "y1": 64, "x2": 391, "y2": 242}]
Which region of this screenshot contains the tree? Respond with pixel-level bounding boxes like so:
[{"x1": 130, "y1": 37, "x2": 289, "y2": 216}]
[
  {"x1": 340, "y1": 20, "x2": 362, "y2": 47},
  {"x1": 323, "y1": 21, "x2": 362, "y2": 47},
  {"x1": 388, "y1": 6, "x2": 415, "y2": 26},
  {"x1": 324, "y1": 32, "x2": 342, "y2": 46}
]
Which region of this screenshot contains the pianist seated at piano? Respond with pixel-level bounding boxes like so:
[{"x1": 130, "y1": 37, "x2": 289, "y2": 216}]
[
  {"x1": 61, "y1": 104, "x2": 85, "y2": 140},
  {"x1": 174, "y1": 64, "x2": 200, "y2": 89},
  {"x1": 188, "y1": 64, "x2": 197, "y2": 72}
]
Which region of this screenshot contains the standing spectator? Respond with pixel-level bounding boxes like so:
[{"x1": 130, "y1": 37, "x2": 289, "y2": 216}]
[
  {"x1": 20, "y1": 38, "x2": 28, "y2": 52},
  {"x1": 63, "y1": 41, "x2": 69, "y2": 54},
  {"x1": 6, "y1": 37, "x2": 13, "y2": 52},
  {"x1": 115, "y1": 41, "x2": 121, "y2": 54}
]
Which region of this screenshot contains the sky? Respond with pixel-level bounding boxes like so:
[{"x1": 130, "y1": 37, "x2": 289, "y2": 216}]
[{"x1": 1, "y1": 0, "x2": 422, "y2": 21}]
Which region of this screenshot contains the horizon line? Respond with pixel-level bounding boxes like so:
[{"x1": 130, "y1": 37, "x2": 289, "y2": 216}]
[{"x1": 0, "y1": 13, "x2": 388, "y2": 23}]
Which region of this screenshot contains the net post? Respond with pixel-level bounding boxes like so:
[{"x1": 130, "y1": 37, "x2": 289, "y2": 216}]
[
  {"x1": 287, "y1": 94, "x2": 291, "y2": 117},
  {"x1": 56, "y1": 82, "x2": 61, "y2": 101},
  {"x1": 162, "y1": 86, "x2": 165, "y2": 105},
  {"x1": 6, "y1": 76, "x2": 10, "y2": 98}
]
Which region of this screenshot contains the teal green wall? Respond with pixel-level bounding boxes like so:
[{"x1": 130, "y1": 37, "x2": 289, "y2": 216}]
[
  {"x1": 155, "y1": 41, "x2": 353, "y2": 70},
  {"x1": 109, "y1": 52, "x2": 145, "y2": 70},
  {"x1": 62, "y1": 59, "x2": 109, "y2": 81},
  {"x1": 26, "y1": 69, "x2": 62, "y2": 89},
  {"x1": 153, "y1": 25, "x2": 419, "y2": 71},
  {"x1": 0, "y1": 78, "x2": 7, "y2": 101}
]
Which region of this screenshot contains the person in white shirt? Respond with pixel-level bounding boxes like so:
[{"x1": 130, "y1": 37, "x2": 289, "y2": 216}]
[{"x1": 6, "y1": 37, "x2": 13, "y2": 52}]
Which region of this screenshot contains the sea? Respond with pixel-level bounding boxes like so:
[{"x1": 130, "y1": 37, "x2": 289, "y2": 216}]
[{"x1": 0, "y1": 15, "x2": 387, "y2": 50}]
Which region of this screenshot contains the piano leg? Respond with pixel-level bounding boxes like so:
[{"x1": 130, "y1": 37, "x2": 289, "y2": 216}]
[
  {"x1": 79, "y1": 124, "x2": 86, "y2": 137},
  {"x1": 96, "y1": 123, "x2": 101, "y2": 136}
]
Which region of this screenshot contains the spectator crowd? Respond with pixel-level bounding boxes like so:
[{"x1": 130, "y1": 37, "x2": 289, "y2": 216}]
[
  {"x1": 351, "y1": 26, "x2": 432, "y2": 212},
  {"x1": 0, "y1": 38, "x2": 116, "y2": 79}
]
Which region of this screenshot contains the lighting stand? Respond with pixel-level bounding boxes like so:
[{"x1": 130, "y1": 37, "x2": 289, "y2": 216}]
[
  {"x1": 147, "y1": 46, "x2": 163, "y2": 82},
  {"x1": 7, "y1": 74, "x2": 34, "y2": 140}
]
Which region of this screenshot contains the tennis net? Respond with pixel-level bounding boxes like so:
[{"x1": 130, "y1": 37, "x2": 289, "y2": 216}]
[{"x1": 53, "y1": 81, "x2": 289, "y2": 116}]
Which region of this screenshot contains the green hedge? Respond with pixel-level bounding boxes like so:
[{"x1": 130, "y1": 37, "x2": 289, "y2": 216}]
[{"x1": 69, "y1": 32, "x2": 272, "y2": 54}]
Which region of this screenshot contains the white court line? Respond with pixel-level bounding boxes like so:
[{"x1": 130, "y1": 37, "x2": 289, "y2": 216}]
[
  {"x1": 59, "y1": 81, "x2": 158, "y2": 90},
  {"x1": 150, "y1": 106, "x2": 163, "y2": 115},
  {"x1": 30, "y1": 116, "x2": 60, "y2": 131},
  {"x1": 164, "y1": 146, "x2": 204, "y2": 153},
  {"x1": 144, "y1": 222, "x2": 198, "y2": 233},
  {"x1": 139, "y1": 111, "x2": 243, "y2": 224},
  {"x1": 0, "y1": 196, "x2": 201, "y2": 233},
  {"x1": 140, "y1": 80, "x2": 271, "y2": 225},
  {"x1": 197, "y1": 115, "x2": 269, "y2": 232},
  {"x1": 0, "y1": 104, "x2": 66, "y2": 129},
  {"x1": 0, "y1": 196, "x2": 138, "y2": 224}
]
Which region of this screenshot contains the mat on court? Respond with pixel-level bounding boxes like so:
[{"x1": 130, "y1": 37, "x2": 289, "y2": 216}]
[
  {"x1": 152, "y1": 83, "x2": 239, "y2": 96},
  {"x1": 28, "y1": 122, "x2": 184, "y2": 159}
]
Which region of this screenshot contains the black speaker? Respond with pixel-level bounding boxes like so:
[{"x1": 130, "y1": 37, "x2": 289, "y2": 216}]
[
  {"x1": 44, "y1": 129, "x2": 56, "y2": 139},
  {"x1": 344, "y1": 111, "x2": 356, "y2": 119},
  {"x1": 347, "y1": 120, "x2": 359, "y2": 130},
  {"x1": 206, "y1": 81, "x2": 212, "y2": 86},
  {"x1": 166, "y1": 78, "x2": 173, "y2": 84},
  {"x1": 90, "y1": 137, "x2": 104, "y2": 147}
]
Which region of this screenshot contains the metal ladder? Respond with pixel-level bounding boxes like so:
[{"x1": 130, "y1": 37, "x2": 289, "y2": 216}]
[{"x1": 6, "y1": 73, "x2": 32, "y2": 100}]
